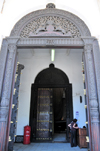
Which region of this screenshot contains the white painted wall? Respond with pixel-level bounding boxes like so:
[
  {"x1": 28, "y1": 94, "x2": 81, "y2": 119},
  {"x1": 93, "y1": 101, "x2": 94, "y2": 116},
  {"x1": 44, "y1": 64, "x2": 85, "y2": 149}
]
[{"x1": 16, "y1": 48, "x2": 86, "y2": 135}]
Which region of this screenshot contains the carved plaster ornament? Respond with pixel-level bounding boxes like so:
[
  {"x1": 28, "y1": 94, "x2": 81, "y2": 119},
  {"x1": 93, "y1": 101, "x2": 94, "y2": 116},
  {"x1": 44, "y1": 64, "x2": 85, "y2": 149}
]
[
  {"x1": 29, "y1": 19, "x2": 70, "y2": 37},
  {"x1": 35, "y1": 22, "x2": 47, "y2": 34},
  {"x1": 21, "y1": 16, "x2": 81, "y2": 38},
  {"x1": 46, "y1": 3, "x2": 55, "y2": 9},
  {"x1": 10, "y1": 3, "x2": 91, "y2": 37},
  {"x1": 53, "y1": 21, "x2": 66, "y2": 34}
]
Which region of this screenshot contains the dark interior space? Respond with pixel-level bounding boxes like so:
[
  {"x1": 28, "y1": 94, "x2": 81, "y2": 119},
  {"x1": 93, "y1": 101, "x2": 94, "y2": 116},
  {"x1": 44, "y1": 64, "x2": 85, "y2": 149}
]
[{"x1": 53, "y1": 88, "x2": 66, "y2": 133}]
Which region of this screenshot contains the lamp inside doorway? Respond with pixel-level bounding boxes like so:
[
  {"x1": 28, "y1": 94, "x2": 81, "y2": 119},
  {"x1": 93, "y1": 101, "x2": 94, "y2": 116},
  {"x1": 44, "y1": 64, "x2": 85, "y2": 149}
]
[{"x1": 51, "y1": 49, "x2": 55, "y2": 61}]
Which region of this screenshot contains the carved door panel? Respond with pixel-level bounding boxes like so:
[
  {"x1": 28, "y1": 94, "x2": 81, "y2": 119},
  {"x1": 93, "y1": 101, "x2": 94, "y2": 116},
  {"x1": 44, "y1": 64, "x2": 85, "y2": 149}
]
[
  {"x1": 36, "y1": 88, "x2": 53, "y2": 141},
  {"x1": 30, "y1": 85, "x2": 38, "y2": 141},
  {"x1": 66, "y1": 85, "x2": 73, "y2": 141}
]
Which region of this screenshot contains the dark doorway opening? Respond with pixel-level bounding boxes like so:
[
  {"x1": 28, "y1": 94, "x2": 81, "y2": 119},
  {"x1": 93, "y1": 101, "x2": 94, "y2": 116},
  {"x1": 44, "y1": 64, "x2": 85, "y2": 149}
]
[
  {"x1": 53, "y1": 88, "x2": 66, "y2": 133},
  {"x1": 29, "y1": 64, "x2": 73, "y2": 142},
  {"x1": 52, "y1": 88, "x2": 66, "y2": 142}
]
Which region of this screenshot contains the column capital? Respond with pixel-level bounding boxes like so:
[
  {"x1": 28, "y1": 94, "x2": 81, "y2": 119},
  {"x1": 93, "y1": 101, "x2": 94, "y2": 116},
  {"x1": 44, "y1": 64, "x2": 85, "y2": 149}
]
[
  {"x1": 6, "y1": 37, "x2": 19, "y2": 45},
  {"x1": 89, "y1": 99, "x2": 99, "y2": 123},
  {"x1": 84, "y1": 44, "x2": 93, "y2": 52},
  {"x1": 90, "y1": 108, "x2": 99, "y2": 123},
  {"x1": 8, "y1": 44, "x2": 16, "y2": 53},
  {"x1": 82, "y1": 37, "x2": 94, "y2": 53},
  {"x1": 82, "y1": 37, "x2": 95, "y2": 45}
]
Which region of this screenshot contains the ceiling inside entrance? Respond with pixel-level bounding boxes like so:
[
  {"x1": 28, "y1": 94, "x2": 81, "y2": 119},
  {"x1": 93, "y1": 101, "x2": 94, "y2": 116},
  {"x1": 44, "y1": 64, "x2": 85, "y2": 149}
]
[{"x1": 17, "y1": 48, "x2": 83, "y2": 59}]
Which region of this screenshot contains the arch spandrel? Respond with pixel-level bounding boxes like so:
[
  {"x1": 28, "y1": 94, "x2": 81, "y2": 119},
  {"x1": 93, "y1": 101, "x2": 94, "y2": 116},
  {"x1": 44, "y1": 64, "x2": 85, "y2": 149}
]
[{"x1": 10, "y1": 5, "x2": 91, "y2": 37}]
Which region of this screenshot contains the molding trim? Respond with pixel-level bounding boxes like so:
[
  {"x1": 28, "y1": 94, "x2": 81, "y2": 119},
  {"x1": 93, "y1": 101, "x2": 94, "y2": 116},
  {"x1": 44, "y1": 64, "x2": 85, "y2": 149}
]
[{"x1": 17, "y1": 37, "x2": 84, "y2": 48}]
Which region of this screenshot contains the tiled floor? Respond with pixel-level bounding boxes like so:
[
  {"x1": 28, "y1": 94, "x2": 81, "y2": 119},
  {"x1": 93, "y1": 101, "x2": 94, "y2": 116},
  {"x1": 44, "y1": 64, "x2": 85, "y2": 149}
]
[{"x1": 13, "y1": 143, "x2": 88, "y2": 151}]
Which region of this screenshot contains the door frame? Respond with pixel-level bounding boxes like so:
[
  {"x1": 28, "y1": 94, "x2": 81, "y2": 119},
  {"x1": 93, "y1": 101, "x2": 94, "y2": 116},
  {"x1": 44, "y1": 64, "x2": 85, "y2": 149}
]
[{"x1": 29, "y1": 83, "x2": 73, "y2": 142}]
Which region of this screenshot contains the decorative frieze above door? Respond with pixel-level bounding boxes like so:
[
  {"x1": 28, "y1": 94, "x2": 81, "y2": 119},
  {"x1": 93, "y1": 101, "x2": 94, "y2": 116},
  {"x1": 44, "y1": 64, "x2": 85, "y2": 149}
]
[{"x1": 10, "y1": 3, "x2": 91, "y2": 37}]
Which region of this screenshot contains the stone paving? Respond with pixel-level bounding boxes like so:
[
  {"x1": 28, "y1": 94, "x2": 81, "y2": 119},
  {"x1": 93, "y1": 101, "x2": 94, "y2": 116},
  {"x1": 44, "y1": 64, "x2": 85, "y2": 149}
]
[{"x1": 13, "y1": 143, "x2": 88, "y2": 151}]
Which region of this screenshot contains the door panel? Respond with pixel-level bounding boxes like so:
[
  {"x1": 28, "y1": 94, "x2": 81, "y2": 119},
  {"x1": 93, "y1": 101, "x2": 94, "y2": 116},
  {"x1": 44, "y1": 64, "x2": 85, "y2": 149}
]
[
  {"x1": 29, "y1": 85, "x2": 38, "y2": 141},
  {"x1": 36, "y1": 88, "x2": 53, "y2": 141},
  {"x1": 66, "y1": 85, "x2": 73, "y2": 141}
]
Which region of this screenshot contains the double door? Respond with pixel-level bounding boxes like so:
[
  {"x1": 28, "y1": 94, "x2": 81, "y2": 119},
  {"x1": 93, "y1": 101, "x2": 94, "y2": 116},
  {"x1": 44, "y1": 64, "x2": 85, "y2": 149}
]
[{"x1": 30, "y1": 84, "x2": 73, "y2": 142}]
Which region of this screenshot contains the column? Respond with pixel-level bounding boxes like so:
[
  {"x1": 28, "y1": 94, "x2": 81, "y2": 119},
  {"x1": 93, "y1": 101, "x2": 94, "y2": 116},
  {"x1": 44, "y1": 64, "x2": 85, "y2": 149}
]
[
  {"x1": 92, "y1": 39, "x2": 100, "y2": 113},
  {"x1": 84, "y1": 41, "x2": 100, "y2": 151},
  {"x1": 0, "y1": 39, "x2": 18, "y2": 151},
  {"x1": 0, "y1": 39, "x2": 8, "y2": 99}
]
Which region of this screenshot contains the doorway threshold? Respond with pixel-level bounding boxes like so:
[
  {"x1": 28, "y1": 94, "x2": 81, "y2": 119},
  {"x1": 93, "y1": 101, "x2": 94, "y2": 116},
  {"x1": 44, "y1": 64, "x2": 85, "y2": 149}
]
[
  {"x1": 52, "y1": 133, "x2": 67, "y2": 143},
  {"x1": 52, "y1": 141, "x2": 68, "y2": 143}
]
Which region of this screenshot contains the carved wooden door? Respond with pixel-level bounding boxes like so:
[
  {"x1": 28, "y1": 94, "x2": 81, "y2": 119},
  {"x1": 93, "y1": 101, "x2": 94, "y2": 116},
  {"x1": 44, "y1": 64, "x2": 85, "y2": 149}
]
[
  {"x1": 66, "y1": 84, "x2": 73, "y2": 141},
  {"x1": 36, "y1": 88, "x2": 53, "y2": 141}
]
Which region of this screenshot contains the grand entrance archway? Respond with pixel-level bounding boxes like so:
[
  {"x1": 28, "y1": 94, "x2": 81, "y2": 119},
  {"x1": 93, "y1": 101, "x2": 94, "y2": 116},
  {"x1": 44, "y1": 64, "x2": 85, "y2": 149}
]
[
  {"x1": 30, "y1": 64, "x2": 73, "y2": 142},
  {"x1": 0, "y1": 3, "x2": 100, "y2": 151}
]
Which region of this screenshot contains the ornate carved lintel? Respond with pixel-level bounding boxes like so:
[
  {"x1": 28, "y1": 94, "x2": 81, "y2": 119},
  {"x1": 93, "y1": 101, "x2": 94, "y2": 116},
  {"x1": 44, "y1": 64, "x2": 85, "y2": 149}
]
[{"x1": 17, "y1": 38, "x2": 84, "y2": 47}]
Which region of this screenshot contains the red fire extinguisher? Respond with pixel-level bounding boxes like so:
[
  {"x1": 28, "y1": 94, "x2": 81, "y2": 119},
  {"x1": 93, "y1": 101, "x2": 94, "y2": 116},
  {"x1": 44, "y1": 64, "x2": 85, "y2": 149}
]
[{"x1": 23, "y1": 125, "x2": 31, "y2": 144}]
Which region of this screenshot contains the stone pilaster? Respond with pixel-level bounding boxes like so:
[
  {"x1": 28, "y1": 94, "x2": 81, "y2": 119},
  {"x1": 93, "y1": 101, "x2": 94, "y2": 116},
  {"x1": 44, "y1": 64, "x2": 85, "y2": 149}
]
[
  {"x1": 0, "y1": 39, "x2": 8, "y2": 100},
  {"x1": 1, "y1": 44, "x2": 16, "y2": 107},
  {"x1": 92, "y1": 39, "x2": 100, "y2": 114},
  {"x1": 0, "y1": 38, "x2": 18, "y2": 151},
  {"x1": 83, "y1": 38, "x2": 100, "y2": 151}
]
